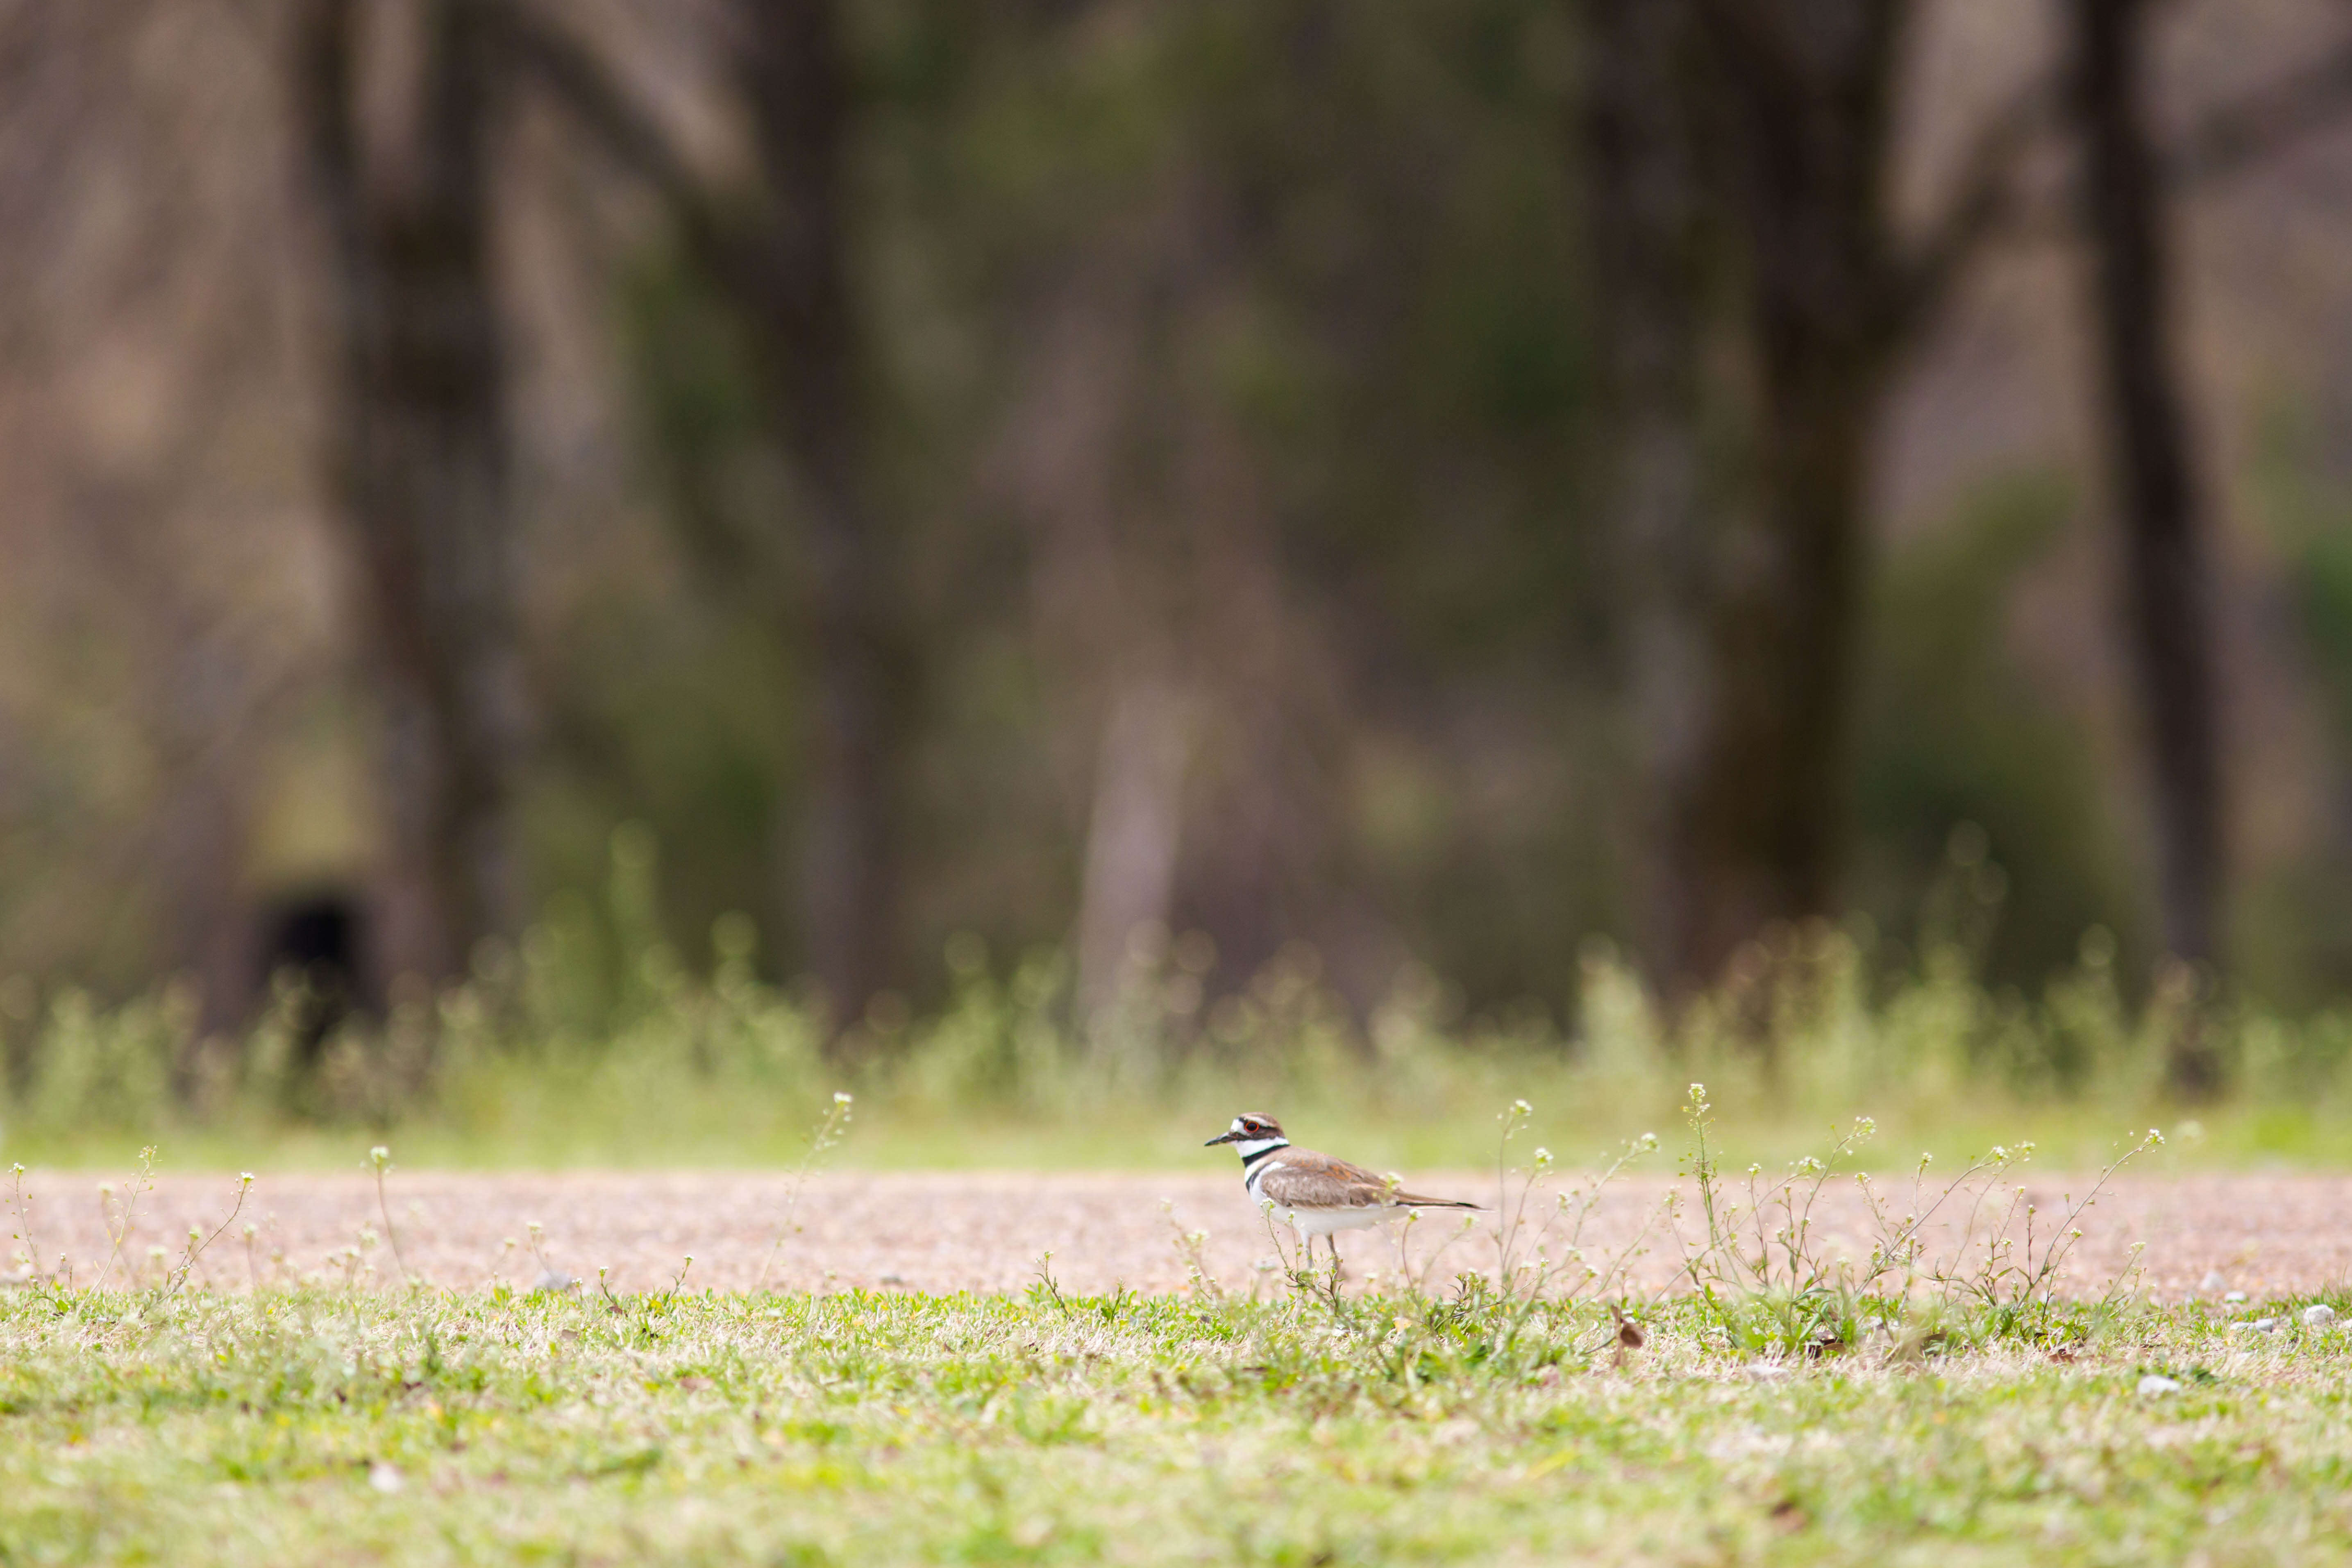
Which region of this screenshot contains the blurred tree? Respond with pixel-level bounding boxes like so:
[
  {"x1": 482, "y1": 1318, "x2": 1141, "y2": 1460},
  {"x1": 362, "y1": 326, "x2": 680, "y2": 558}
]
[
  {"x1": 735, "y1": 0, "x2": 903, "y2": 1036},
  {"x1": 0, "y1": 0, "x2": 325, "y2": 1038},
  {"x1": 497, "y1": 0, "x2": 904, "y2": 1037},
  {"x1": 1581, "y1": 0, "x2": 1710, "y2": 988},
  {"x1": 1671, "y1": 0, "x2": 2046, "y2": 985},
  {"x1": 288, "y1": 0, "x2": 526, "y2": 991},
  {"x1": 974, "y1": 26, "x2": 1337, "y2": 1025},
  {"x1": 2067, "y1": 0, "x2": 2223, "y2": 1094},
  {"x1": 947, "y1": 0, "x2": 1605, "y2": 1010},
  {"x1": 521, "y1": 0, "x2": 1610, "y2": 1021}
]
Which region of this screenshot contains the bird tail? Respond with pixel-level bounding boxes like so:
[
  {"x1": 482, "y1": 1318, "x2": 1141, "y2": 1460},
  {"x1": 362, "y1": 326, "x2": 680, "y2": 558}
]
[{"x1": 1396, "y1": 1193, "x2": 1481, "y2": 1209}]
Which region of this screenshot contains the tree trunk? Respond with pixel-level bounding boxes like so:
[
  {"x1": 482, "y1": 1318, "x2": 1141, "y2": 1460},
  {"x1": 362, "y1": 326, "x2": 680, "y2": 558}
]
[
  {"x1": 153, "y1": 643, "x2": 257, "y2": 1047},
  {"x1": 2069, "y1": 0, "x2": 2226, "y2": 1094},
  {"x1": 1684, "y1": 354, "x2": 1884, "y2": 977},
  {"x1": 733, "y1": 0, "x2": 900, "y2": 1033},
  {"x1": 1679, "y1": 0, "x2": 1907, "y2": 980},
  {"x1": 1582, "y1": 0, "x2": 1712, "y2": 988},
  {"x1": 290, "y1": 0, "x2": 524, "y2": 993},
  {"x1": 1073, "y1": 679, "x2": 1192, "y2": 1025}
]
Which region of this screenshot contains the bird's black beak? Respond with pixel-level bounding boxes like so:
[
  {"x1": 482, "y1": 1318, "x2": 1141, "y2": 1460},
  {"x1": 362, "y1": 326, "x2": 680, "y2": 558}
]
[{"x1": 1203, "y1": 1130, "x2": 1241, "y2": 1146}]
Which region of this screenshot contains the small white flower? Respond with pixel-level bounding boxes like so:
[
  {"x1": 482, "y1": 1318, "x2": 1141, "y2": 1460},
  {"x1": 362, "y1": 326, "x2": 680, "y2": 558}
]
[{"x1": 2137, "y1": 1374, "x2": 2181, "y2": 1396}]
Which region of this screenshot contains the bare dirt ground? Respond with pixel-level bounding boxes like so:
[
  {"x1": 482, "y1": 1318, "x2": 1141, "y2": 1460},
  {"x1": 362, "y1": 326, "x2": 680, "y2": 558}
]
[{"x1": 8, "y1": 1170, "x2": 2347, "y2": 1300}]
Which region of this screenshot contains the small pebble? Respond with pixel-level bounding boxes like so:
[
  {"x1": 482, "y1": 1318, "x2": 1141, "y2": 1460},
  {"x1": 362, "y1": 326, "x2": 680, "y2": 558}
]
[
  {"x1": 2224, "y1": 1291, "x2": 2248, "y2": 1305},
  {"x1": 2200, "y1": 1271, "x2": 2227, "y2": 1293},
  {"x1": 2138, "y1": 1374, "x2": 2182, "y2": 1397},
  {"x1": 2251, "y1": 1318, "x2": 2280, "y2": 1333},
  {"x1": 368, "y1": 1461, "x2": 404, "y2": 1494},
  {"x1": 2305, "y1": 1304, "x2": 2337, "y2": 1328}
]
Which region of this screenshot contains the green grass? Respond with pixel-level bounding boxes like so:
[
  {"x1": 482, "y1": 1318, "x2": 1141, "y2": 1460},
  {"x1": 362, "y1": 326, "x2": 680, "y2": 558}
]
[
  {"x1": 16, "y1": 914, "x2": 2352, "y2": 1172},
  {"x1": 3, "y1": 1282, "x2": 2351, "y2": 1566}
]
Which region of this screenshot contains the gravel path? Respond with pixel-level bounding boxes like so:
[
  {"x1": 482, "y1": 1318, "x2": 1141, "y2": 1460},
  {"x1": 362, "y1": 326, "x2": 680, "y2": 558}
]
[{"x1": 7, "y1": 1170, "x2": 2347, "y2": 1300}]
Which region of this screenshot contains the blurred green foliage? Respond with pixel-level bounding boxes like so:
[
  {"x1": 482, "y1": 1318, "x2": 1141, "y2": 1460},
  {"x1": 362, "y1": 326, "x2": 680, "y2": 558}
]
[
  {"x1": 1851, "y1": 474, "x2": 2149, "y2": 994},
  {"x1": 8, "y1": 833, "x2": 2352, "y2": 1171},
  {"x1": 2245, "y1": 406, "x2": 2352, "y2": 1006}
]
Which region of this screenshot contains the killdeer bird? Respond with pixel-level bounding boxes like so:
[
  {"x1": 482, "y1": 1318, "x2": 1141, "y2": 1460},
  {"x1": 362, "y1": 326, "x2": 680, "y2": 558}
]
[{"x1": 1203, "y1": 1112, "x2": 1479, "y2": 1270}]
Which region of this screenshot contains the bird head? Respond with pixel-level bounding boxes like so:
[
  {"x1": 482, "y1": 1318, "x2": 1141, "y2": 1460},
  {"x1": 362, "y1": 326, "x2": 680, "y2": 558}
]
[{"x1": 1203, "y1": 1112, "x2": 1285, "y2": 1147}]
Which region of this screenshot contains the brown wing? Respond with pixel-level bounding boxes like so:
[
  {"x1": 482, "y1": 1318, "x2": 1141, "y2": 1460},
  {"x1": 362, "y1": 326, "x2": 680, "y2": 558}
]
[{"x1": 1258, "y1": 1149, "x2": 1480, "y2": 1211}]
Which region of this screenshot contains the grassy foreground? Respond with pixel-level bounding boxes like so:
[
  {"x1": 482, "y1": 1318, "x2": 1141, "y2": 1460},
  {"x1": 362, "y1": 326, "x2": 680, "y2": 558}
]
[{"x1": 5, "y1": 1281, "x2": 2352, "y2": 1567}]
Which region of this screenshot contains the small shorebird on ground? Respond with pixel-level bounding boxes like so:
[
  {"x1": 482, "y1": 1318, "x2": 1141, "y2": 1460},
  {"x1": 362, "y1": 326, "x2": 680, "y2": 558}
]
[{"x1": 1203, "y1": 1112, "x2": 1479, "y2": 1271}]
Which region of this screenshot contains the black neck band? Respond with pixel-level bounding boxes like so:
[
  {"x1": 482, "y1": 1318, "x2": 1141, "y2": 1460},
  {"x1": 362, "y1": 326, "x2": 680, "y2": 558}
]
[{"x1": 1240, "y1": 1143, "x2": 1288, "y2": 1171}]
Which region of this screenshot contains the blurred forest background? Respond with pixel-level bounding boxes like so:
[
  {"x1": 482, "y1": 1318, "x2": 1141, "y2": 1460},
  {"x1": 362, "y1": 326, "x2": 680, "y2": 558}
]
[{"x1": 9, "y1": 0, "x2": 2352, "y2": 1148}]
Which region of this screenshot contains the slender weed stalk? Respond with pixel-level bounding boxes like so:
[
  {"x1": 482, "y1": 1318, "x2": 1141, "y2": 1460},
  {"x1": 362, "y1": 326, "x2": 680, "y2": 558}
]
[
  {"x1": 1489, "y1": 1120, "x2": 1665, "y2": 1309},
  {"x1": 1257, "y1": 1200, "x2": 1308, "y2": 1291},
  {"x1": 7, "y1": 1162, "x2": 39, "y2": 1284},
  {"x1": 94, "y1": 1146, "x2": 157, "y2": 1289},
  {"x1": 751, "y1": 1092, "x2": 854, "y2": 1292},
  {"x1": 1940, "y1": 1128, "x2": 2164, "y2": 1322},
  {"x1": 1665, "y1": 1080, "x2": 2164, "y2": 1356},
  {"x1": 1028, "y1": 1250, "x2": 1072, "y2": 1318},
  {"x1": 164, "y1": 1172, "x2": 254, "y2": 1294},
  {"x1": 523, "y1": 1220, "x2": 568, "y2": 1286},
  {"x1": 368, "y1": 1146, "x2": 411, "y2": 1284},
  {"x1": 1493, "y1": 1098, "x2": 1530, "y2": 1288},
  {"x1": 1397, "y1": 1209, "x2": 1481, "y2": 1296},
  {"x1": 1163, "y1": 1199, "x2": 1224, "y2": 1303}
]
